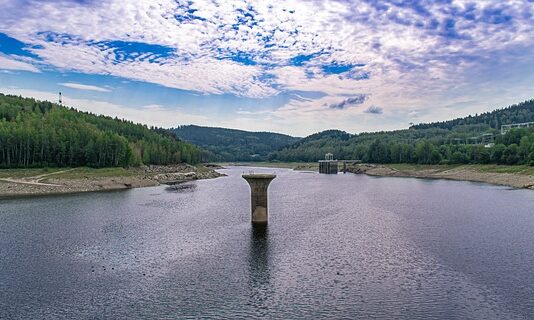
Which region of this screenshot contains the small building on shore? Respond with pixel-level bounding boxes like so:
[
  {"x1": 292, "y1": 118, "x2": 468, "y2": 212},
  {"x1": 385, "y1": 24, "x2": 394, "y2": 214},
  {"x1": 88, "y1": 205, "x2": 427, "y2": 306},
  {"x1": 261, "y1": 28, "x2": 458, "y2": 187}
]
[{"x1": 319, "y1": 153, "x2": 338, "y2": 174}]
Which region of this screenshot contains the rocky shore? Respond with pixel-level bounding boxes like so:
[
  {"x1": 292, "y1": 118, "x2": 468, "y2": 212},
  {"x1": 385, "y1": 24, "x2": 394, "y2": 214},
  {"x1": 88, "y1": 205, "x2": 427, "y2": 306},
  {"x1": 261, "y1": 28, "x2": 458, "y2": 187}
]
[
  {"x1": 345, "y1": 164, "x2": 534, "y2": 190},
  {"x1": 0, "y1": 164, "x2": 224, "y2": 198}
]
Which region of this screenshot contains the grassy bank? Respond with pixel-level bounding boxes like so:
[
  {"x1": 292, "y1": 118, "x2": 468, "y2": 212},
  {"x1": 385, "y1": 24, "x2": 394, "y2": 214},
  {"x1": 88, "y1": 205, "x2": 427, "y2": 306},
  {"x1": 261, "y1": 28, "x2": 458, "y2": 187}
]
[{"x1": 0, "y1": 167, "x2": 133, "y2": 179}]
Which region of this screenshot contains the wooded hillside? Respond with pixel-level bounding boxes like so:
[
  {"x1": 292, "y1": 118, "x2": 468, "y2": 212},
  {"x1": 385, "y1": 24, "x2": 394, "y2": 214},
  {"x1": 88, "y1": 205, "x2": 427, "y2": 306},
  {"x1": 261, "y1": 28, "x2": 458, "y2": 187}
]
[
  {"x1": 0, "y1": 94, "x2": 200, "y2": 168},
  {"x1": 270, "y1": 100, "x2": 534, "y2": 165},
  {"x1": 172, "y1": 125, "x2": 299, "y2": 161}
]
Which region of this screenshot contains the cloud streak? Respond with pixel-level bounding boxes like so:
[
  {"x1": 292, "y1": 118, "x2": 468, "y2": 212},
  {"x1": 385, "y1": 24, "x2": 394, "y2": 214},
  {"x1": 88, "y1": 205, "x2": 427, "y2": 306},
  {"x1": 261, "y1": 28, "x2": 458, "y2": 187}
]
[
  {"x1": 59, "y1": 82, "x2": 111, "y2": 92},
  {"x1": 0, "y1": 54, "x2": 40, "y2": 72},
  {"x1": 364, "y1": 106, "x2": 383, "y2": 115},
  {"x1": 329, "y1": 95, "x2": 367, "y2": 109}
]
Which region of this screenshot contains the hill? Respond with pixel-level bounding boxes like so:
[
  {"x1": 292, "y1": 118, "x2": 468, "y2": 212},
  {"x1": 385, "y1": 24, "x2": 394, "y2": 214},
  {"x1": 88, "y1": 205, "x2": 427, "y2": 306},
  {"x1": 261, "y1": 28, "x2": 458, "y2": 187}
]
[
  {"x1": 270, "y1": 100, "x2": 534, "y2": 165},
  {"x1": 411, "y1": 100, "x2": 534, "y2": 130},
  {"x1": 0, "y1": 94, "x2": 200, "y2": 168},
  {"x1": 172, "y1": 125, "x2": 300, "y2": 161}
]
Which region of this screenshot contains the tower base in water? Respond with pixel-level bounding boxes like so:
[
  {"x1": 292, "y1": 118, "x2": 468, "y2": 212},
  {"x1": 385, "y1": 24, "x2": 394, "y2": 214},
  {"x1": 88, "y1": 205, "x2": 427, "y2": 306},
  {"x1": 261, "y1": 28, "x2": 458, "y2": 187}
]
[{"x1": 242, "y1": 174, "x2": 276, "y2": 224}]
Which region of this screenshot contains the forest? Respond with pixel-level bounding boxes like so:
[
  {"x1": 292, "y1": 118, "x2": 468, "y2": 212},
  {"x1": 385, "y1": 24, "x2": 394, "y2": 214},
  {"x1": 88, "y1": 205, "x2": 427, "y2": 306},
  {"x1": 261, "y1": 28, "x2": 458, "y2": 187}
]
[
  {"x1": 172, "y1": 125, "x2": 299, "y2": 161},
  {"x1": 0, "y1": 94, "x2": 200, "y2": 168},
  {"x1": 269, "y1": 100, "x2": 534, "y2": 166},
  {"x1": 2, "y1": 93, "x2": 533, "y2": 168}
]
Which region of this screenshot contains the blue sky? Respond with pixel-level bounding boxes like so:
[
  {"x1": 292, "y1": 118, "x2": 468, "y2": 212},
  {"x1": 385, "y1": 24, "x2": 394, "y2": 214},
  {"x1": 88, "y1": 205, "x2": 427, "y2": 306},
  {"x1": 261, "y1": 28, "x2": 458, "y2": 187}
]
[{"x1": 1, "y1": 0, "x2": 534, "y2": 136}]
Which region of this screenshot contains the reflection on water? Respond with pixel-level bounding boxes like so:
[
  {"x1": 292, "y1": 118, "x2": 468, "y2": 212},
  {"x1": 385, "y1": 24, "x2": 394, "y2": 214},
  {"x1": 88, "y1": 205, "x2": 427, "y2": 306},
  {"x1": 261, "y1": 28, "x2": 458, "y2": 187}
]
[
  {"x1": 247, "y1": 224, "x2": 271, "y2": 313},
  {"x1": 164, "y1": 181, "x2": 197, "y2": 192}
]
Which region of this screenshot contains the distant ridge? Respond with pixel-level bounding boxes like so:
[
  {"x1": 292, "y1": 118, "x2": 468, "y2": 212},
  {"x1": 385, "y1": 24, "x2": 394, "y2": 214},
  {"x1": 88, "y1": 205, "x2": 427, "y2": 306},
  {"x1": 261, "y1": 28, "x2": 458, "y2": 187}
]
[
  {"x1": 270, "y1": 100, "x2": 534, "y2": 165},
  {"x1": 172, "y1": 125, "x2": 300, "y2": 162},
  {"x1": 411, "y1": 99, "x2": 534, "y2": 130}
]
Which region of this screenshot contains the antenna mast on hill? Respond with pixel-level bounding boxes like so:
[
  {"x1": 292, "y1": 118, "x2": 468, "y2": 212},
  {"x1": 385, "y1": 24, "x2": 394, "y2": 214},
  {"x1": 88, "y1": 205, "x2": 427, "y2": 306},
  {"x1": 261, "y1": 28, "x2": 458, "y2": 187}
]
[{"x1": 58, "y1": 92, "x2": 62, "y2": 105}]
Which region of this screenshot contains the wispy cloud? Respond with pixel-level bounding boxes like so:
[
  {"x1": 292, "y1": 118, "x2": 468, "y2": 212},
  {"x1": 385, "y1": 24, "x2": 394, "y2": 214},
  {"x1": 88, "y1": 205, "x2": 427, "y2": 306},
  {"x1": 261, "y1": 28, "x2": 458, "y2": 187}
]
[
  {"x1": 58, "y1": 82, "x2": 111, "y2": 92},
  {"x1": 329, "y1": 95, "x2": 367, "y2": 110},
  {"x1": 364, "y1": 106, "x2": 383, "y2": 115},
  {"x1": 235, "y1": 108, "x2": 274, "y2": 116},
  {"x1": 1, "y1": 1, "x2": 534, "y2": 134},
  {"x1": 0, "y1": 54, "x2": 40, "y2": 72},
  {"x1": 1, "y1": 0, "x2": 533, "y2": 100}
]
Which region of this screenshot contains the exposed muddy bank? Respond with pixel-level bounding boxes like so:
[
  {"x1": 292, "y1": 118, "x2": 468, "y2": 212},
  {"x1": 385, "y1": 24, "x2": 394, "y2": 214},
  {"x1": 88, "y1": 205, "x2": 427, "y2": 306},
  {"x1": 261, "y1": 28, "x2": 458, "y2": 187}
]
[
  {"x1": 0, "y1": 164, "x2": 224, "y2": 198},
  {"x1": 345, "y1": 164, "x2": 534, "y2": 190},
  {"x1": 228, "y1": 162, "x2": 534, "y2": 190}
]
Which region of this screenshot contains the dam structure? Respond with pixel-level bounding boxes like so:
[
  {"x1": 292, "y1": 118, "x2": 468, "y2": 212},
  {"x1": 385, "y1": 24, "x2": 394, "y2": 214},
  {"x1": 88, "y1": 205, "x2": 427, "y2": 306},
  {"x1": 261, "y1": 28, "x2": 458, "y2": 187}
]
[
  {"x1": 242, "y1": 174, "x2": 276, "y2": 224},
  {"x1": 319, "y1": 153, "x2": 338, "y2": 174},
  {"x1": 319, "y1": 153, "x2": 362, "y2": 174}
]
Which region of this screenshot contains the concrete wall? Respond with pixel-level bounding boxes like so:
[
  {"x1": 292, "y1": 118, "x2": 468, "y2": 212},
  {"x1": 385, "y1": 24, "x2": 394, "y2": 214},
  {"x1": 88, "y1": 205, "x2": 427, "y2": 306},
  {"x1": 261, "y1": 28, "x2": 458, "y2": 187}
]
[{"x1": 319, "y1": 161, "x2": 338, "y2": 174}]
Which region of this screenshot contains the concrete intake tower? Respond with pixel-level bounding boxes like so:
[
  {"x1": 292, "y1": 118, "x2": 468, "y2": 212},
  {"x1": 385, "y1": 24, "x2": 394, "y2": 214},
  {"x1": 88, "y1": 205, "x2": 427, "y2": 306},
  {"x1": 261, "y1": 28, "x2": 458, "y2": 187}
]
[{"x1": 242, "y1": 174, "x2": 276, "y2": 224}]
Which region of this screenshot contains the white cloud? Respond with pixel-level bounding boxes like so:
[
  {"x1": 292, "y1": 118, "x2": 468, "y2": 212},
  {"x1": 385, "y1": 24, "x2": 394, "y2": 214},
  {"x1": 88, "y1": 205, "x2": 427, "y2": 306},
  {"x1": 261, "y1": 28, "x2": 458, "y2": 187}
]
[
  {"x1": 58, "y1": 82, "x2": 111, "y2": 92},
  {"x1": 1, "y1": 0, "x2": 534, "y2": 134},
  {"x1": 0, "y1": 54, "x2": 40, "y2": 72},
  {"x1": 2, "y1": 0, "x2": 533, "y2": 100}
]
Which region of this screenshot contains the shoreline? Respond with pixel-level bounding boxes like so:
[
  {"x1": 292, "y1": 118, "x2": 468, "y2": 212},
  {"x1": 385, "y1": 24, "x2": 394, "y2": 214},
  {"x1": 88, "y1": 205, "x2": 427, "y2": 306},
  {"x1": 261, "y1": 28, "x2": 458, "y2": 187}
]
[
  {"x1": 0, "y1": 164, "x2": 225, "y2": 199},
  {"x1": 2, "y1": 162, "x2": 533, "y2": 199},
  {"x1": 347, "y1": 164, "x2": 534, "y2": 190},
  {"x1": 220, "y1": 162, "x2": 534, "y2": 190}
]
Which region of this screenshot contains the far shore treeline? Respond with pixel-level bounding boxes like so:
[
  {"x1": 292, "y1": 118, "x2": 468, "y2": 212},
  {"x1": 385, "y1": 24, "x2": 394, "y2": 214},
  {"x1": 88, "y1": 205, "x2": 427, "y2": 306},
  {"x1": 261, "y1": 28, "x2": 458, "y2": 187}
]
[
  {"x1": 1, "y1": 93, "x2": 534, "y2": 169},
  {"x1": 270, "y1": 100, "x2": 534, "y2": 166},
  {"x1": 175, "y1": 100, "x2": 534, "y2": 166},
  {"x1": 0, "y1": 94, "x2": 200, "y2": 168},
  {"x1": 172, "y1": 125, "x2": 299, "y2": 162}
]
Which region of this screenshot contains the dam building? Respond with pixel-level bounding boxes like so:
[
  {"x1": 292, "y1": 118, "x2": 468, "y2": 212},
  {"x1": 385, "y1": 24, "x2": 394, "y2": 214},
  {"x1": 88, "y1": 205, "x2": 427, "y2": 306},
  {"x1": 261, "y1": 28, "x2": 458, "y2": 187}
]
[
  {"x1": 319, "y1": 153, "x2": 338, "y2": 174},
  {"x1": 318, "y1": 153, "x2": 362, "y2": 174}
]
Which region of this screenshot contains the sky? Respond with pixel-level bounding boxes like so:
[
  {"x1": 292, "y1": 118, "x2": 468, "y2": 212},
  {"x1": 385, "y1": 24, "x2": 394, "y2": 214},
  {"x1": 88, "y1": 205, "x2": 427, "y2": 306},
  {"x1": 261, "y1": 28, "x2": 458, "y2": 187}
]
[{"x1": 1, "y1": 0, "x2": 534, "y2": 137}]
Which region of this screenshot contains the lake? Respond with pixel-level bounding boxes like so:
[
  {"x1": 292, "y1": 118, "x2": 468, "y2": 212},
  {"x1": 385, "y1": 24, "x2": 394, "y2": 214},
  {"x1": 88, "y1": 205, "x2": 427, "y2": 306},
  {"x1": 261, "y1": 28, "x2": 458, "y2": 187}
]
[{"x1": 1, "y1": 166, "x2": 534, "y2": 319}]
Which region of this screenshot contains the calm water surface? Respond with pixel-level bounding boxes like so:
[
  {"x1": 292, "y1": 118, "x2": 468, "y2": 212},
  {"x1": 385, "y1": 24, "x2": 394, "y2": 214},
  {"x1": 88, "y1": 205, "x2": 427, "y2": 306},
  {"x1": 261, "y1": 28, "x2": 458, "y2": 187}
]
[{"x1": 1, "y1": 167, "x2": 534, "y2": 319}]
